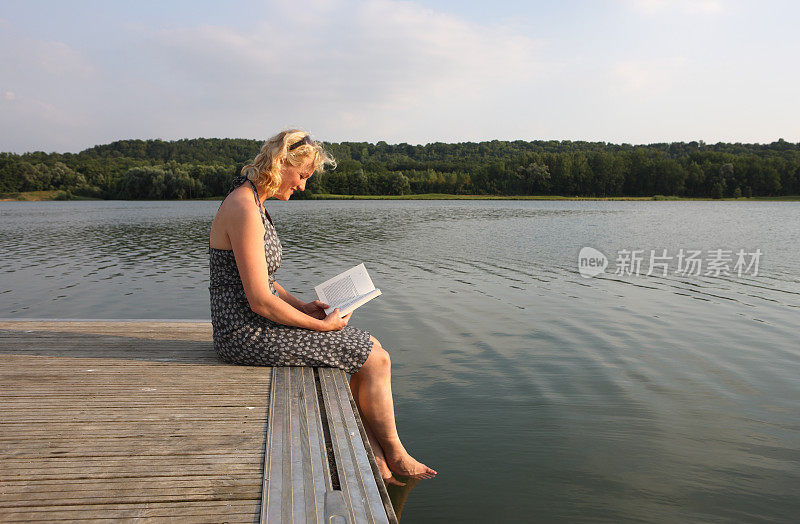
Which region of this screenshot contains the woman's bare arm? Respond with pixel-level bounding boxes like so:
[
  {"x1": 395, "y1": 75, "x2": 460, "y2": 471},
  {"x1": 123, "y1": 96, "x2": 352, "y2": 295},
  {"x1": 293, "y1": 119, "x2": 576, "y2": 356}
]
[
  {"x1": 225, "y1": 197, "x2": 348, "y2": 331},
  {"x1": 275, "y1": 281, "x2": 330, "y2": 319},
  {"x1": 273, "y1": 282, "x2": 305, "y2": 310}
]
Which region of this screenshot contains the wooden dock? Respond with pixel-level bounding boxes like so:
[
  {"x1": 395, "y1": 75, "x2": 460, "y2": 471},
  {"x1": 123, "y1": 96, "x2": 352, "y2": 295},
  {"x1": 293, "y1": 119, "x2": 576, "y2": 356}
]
[{"x1": 0, "y1": 320, "x2": 397, "y2": 523}]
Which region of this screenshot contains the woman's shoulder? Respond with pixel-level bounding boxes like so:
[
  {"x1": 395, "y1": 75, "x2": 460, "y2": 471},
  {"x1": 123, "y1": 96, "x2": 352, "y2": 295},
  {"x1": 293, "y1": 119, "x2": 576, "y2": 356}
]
[
  {"x1": 219, "y1": 185, "x2": 260, "y2": 216},
  {"x1": 213, "y1": 187, "x2": 264, "y2": 237},
  {"x1": 210, "y1": 186, "x2": 265, "y2": 249}
]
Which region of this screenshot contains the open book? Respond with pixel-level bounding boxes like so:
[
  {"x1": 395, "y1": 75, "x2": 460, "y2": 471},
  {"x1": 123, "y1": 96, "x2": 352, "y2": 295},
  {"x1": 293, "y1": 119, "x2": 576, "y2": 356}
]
[{"x1": 314, "y1": 263, "x2": 382, "y2": 317}]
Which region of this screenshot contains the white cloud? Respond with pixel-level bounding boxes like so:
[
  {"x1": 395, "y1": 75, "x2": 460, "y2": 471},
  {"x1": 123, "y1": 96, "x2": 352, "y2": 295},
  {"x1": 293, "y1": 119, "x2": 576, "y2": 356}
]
[
  {"x1": 146, "y1": 0, "x2": 544, "y2": 143},
  {"x1": 0, "y1": 23, "x2": 95, "y2": 80},
  {"x1": 0, "y1": 22, "x2": 98, "y2": 151},
  {"x1": 2, "y1": 93, "x2": 67, "y2": 122},
  {"x1": 32, "y1": 40, "x2": 95, "y2": 78},
  {"x1": 0, "y1": 89, "x2": 90, "y2": 152},
  {"x1": 612, "y1": 57, "x2": 688, "y2": 92}
]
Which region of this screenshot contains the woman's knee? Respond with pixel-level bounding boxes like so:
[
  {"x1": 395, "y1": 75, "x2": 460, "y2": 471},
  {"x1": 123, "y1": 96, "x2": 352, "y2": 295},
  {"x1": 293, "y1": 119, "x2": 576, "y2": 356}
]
[{"x1": 366, "y1": 342, "x2": 390, "y2": 371}]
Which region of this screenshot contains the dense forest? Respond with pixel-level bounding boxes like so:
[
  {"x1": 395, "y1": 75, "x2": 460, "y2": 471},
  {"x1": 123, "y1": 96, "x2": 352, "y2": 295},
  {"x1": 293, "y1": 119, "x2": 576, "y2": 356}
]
[{"x1": 1, "y1": 138, "x2": 799, "y2": 199}]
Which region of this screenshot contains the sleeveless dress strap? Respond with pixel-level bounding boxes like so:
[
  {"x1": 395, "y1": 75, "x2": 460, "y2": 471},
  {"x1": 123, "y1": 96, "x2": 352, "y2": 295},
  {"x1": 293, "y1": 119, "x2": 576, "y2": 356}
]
[
  {"x1": 246, "y1": 179, "x2": 274, "y2": 226},
  {"x1": 226, "y1": 174, "x2": 248, "y2": 196},
  {"x1": 246, "y1": 179, "x2": 262, "y2": 208}
]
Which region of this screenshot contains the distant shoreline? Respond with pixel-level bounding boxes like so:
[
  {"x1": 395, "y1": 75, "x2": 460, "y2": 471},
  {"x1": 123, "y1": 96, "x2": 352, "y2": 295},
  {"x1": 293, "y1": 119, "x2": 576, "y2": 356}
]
[
  {"x1": 0, "y1": 190, "x2": 102, "y2": 202},
  {"x1": 307, "y1": 193, "x2": 800, "y2": 202},
  {"x1": 3, "y1": 190, "x2": 799, "y2": 202}
]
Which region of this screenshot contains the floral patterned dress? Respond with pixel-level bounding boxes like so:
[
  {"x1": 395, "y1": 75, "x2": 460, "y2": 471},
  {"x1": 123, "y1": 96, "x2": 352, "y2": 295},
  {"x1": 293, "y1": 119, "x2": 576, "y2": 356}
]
[{"x1": 209, "y1": 176, "x2": 372, "y2": 373}]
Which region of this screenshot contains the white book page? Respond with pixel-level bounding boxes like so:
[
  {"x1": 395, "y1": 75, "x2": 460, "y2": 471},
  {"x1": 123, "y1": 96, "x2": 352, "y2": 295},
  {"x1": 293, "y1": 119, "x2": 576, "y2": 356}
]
[
  {"x1": 314, "y1": 263, "x2": 379, "y2": 315},
  {"x1": 331, "y1": 289, "x2": 382, "y2": 316}
]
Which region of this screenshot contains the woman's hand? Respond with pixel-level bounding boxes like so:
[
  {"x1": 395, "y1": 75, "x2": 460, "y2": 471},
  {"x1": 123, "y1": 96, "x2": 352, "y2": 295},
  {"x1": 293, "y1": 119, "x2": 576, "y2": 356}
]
[
  {"x1": 319, "y1": 309, "x2": 352, "y2": 331},
  {"x1": 300, "y1": 300, "x2": 330, "y2": 320}
]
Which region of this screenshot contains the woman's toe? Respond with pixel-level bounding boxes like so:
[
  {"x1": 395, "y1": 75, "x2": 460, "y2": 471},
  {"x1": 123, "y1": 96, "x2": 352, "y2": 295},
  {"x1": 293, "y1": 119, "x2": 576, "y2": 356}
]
[{"x1": 384, "y1": 475, "x2": 406, "y2": 486}]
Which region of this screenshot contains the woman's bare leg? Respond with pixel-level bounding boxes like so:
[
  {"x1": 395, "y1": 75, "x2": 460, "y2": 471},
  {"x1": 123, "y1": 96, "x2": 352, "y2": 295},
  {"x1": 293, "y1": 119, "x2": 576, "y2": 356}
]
[
  {"x1": 350, "y1": 336, "x2": 436, "y2": 479},
  {"x1": 350, "y1": 373, "x2": 405, "y2": 486}
]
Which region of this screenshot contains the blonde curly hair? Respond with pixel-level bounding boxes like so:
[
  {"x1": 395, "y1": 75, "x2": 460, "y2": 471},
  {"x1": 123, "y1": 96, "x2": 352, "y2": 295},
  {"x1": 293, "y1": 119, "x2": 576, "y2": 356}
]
[{"x1": 241, "y1": 129, "x2": 336, "y2": 196}]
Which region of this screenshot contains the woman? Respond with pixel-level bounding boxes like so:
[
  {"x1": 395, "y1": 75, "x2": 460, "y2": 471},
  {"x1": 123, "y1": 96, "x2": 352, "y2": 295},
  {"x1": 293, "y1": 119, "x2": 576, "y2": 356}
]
[{"x1": 209, "y1": 129, "x2": 435, "y2": 483}]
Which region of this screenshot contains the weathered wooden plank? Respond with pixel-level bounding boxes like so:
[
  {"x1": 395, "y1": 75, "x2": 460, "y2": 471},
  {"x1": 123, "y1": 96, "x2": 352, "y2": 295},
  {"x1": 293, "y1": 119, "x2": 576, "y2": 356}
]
[
  {"x1": 2, "y1": 500, "x2": 258, "y2": 522},
  {"x1": 0, "y1": 484, "x2": 262, "y2": 503},
  {"x1": 2, "y1": 510, "x2": 253, "y2": 524},
  {"x1": 0, "y1": 486, "x2": 261, "y2": 506},
  {"x1": 0, "y1": 328, "x2": 219, "y2": 363},
  {"x1": 2, "y1": 512, "x2": 258, "y2": 523},
  {"x1": 1, "y1": 321, "x2": 394, "y2": 523},
  {"x1": 1, "y1": 499, "x2": 256, "y2": 511},
  {"x1": 0, "y1": 321, "x2": 268, "y2": 523},
  {"x1": 0, "y1": 320, "x2": 213, "y2": 340},
  {"x1": 0, "y1": 466, "x2": 263, "y2": 480},
  {"x1": 2, "y1": 414, "x2": 263, "y2": 423},
  {"x1": 0, "y1": 468, "x2": 262, "y2": 482},
  {"x1": 4, "y1": 449, "x2": 264, "y2": 461},
  {"x1": 0, "y1": 454, "x2": 263, "y2": 469},
  {"x1": 0, "y1": 424, "x2": 264, "y2": 437},
  {"x1": 1, "y1": 476, "x2": 262, "y2": 490}
]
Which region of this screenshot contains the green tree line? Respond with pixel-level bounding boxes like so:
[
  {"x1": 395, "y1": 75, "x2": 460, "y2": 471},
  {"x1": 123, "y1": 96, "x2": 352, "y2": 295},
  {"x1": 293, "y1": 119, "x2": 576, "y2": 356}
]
[{"x1": 2, "y1": 138, "x2": 798, "y2": 199}]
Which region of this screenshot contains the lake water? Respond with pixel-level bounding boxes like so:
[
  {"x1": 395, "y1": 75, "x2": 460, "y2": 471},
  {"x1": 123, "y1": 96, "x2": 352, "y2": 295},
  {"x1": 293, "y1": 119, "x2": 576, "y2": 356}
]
[{"x1": 1, "y1": 199, "x2": 798, "y2": 522}]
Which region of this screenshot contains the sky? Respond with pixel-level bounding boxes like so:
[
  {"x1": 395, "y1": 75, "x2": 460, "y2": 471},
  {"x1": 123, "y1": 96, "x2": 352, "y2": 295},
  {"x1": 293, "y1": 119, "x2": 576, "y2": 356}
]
[{"x1": 1, "y1": 0, "x2": 798, "y2": 153}]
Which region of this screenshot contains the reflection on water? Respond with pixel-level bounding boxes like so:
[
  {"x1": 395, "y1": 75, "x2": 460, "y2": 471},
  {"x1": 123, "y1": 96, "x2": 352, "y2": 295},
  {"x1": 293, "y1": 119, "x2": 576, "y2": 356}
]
[
  {"x1": 387, "y1": 477, "x2": 421, "y2": 521},
  {"x1": 1, "y1": 199, "x2": 799, "y2": 522}
]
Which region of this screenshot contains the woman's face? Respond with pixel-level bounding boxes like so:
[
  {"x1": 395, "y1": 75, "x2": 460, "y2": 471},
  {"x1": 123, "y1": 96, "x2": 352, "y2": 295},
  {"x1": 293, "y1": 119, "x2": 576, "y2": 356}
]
[{"x1": 276, "y1": 156, "x2": 315, "y2": 200}]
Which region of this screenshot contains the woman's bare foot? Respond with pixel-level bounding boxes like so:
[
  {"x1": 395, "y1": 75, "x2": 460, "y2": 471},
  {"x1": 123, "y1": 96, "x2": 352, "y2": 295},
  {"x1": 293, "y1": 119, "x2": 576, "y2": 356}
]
[
  {"x1": 357, "y1": 412, "x2": 406, "y2": 486},
  {"x1": 385, "y1": 448, "x2": 437, "y2": 480},
  {"x1": 375, "y1": 455, "x2": 406, "y2": 486}
]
